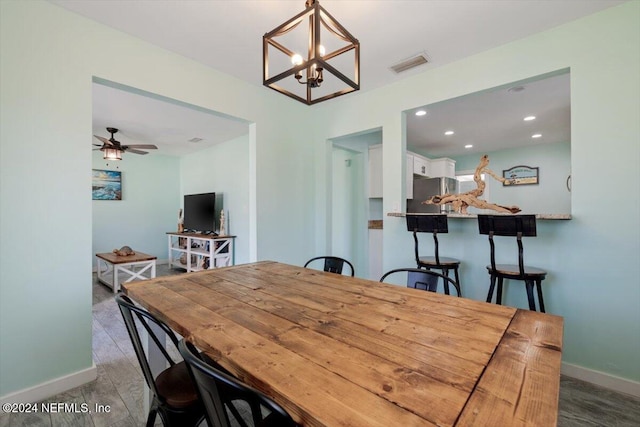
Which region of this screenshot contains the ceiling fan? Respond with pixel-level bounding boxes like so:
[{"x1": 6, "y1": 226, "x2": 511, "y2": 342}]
[{"x1": 93, "y1": 127, "x2": 158, "y2": 159}]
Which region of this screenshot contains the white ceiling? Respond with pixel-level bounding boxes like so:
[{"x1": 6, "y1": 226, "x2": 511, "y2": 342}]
[
  {"x1": 92, "y1": 83, "x2": 249, "y2": 156},
  {"x1": 406, "y1": 71, "x2": 571, "y2": 157},
  {"x1": 53, "y1": 0, "x2": 623, "y2": 157}
]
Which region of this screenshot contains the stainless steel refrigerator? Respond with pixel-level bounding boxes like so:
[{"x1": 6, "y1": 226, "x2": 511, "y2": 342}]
[{"x1": 407, "y1": 177, "x2": 458, "y2": 213}]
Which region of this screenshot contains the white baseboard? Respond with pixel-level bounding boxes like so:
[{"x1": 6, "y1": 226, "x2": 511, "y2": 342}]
[
  {"x1": 0, "y1": 364, "x2": 97, "y2": 404},
  {"x1": 562, "y1": 362, "x2": 640, "y2": 398}
]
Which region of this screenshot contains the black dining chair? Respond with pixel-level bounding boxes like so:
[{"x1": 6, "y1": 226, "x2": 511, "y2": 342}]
[
  {"x1": 178, "y1": 339, "x2": 299, "y2": 427},
  {"x1": 304, "y1": 256, "x2": 355, "y2": 276},
  {"x1": 115, "y1": 293, "x2": 204, "y2": 427},
  {"x1": 380, "y1": 268, "x2": 461, "y2": 296},
  {"x1": 116, "y1": 293, "x2": 257, "y2": 427},
  {"x1": 406, "y1": 214, "x2": 462, "y2": 296},
  {"x1": 477, "y1": 214, "x2": 548, "y2": 312}
]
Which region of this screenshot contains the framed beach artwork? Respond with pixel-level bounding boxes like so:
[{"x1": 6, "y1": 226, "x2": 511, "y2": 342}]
[
  {"x1": 92, "y1": 169, "x2": 122, "y2": 200},
  {"x1": 502, "y1": 165, "x2": 539, "y2": 186}
]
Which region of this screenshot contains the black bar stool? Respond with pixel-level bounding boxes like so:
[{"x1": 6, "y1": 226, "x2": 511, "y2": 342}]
[
  {"x1": 406, "y1": 214, "x2": 461, "y2": 296},
  {"x1": 477, "y1": 214, "x2": 547, "y2": 312}
]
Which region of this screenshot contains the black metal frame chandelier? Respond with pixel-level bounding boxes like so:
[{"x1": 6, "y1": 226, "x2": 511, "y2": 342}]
[{"x1": 263, "y1": 0, "x2": 360, "y2": 105}]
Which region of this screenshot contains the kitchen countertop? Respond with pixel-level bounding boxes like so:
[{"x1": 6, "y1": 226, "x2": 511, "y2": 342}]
[
  {"x1": 368, "y1": 220, "x2": 383, "y2": 229},
  {"x1": 388, "y1": 212, "x2": 572, "y2": 220}
]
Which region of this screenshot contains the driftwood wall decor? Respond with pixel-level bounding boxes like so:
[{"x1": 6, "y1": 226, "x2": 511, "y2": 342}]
[{"x1": 423, "y1": 154, "x2": 521, "y2": 214}]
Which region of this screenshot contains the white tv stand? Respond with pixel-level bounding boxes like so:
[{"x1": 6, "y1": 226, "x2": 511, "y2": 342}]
[{"x1": 167, "y1": 232, "x2": 235, "y2": 272}]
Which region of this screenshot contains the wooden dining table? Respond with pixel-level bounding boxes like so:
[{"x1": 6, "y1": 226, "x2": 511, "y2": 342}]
[{"x1": 123, "y1": 261, "x2": 563, "y2": 427}]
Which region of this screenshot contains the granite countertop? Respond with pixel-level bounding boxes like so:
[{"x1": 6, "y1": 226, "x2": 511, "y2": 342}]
[
  {"x1": 368, "y1": 220, "x2": 383, "y2": 229},
  {"x1": 388, "y1": 212, "x2": 572, "y2": 220}
]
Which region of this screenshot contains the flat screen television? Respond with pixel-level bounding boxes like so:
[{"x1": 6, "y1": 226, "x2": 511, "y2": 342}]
[{"x1": 183, "y1": 192, "x2": 216, "y2": 234}]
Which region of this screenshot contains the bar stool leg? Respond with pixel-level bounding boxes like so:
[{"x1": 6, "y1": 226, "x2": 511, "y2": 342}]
[
  {"x1": 453, "y1": 267, "x2": 461, "y2": 297},
  {"x1": 536, "y1": 279, "x2": 546, "y2": 313},
  {"x1": 487, "y1": 274, "x2": 497, "y2": 303},
  {"x1": 442, "y1": 268, "x2": 451, "y2": 295},
  {"x1": 525, "y1": 280, "x2": 536, "y2": 311},
  {"x1": 496, "y1": 277, "x2": 504, "y2": 305}
]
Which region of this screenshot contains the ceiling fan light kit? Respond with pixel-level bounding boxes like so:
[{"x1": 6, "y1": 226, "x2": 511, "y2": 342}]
[
  {"x1": 263, "y1": 0, "x2": 360, "y2": 105},
  {"x1": 93, "y1": 127, "x2": 158, "y2": 160},
  {"x1": 103, "y1": 147, "x2": 123, "y2": 161}
]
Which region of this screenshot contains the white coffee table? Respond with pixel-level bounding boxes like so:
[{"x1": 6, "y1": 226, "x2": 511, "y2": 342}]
[{"x1": 96, "y1": 251, "x2": 157, "y2": 293}]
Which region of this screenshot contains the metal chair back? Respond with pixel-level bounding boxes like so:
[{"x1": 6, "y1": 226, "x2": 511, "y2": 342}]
[
  {"x1": 304, "y1": 256, "x2": 355, "y2": 276},
  {"x1": 179, "y1": 339, "x2": 298, "y2": 427},
  {"x1": 380, "y1": 268, "x2": 461, "y2": 296}
]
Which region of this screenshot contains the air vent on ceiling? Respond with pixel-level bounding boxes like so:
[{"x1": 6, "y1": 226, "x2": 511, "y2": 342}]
[
  {"x1": 390, "y1": 53, "x2": 429, "y2": 74},
  {"x1": 507, "y1": 86, "x2": 526, "y2": 93}
]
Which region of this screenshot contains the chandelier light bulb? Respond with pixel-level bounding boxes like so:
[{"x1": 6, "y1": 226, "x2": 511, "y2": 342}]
[
  {"x1": 319, "y1": 45, "x2": 326, "y2": 56},
  {"x1": 291, "y1": 54, "x2": 303, "y2": 66}
]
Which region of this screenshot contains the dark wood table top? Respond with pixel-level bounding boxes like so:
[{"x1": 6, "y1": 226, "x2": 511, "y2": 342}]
[
  {"x1": 123, "y1": 261, "x2": 563, "y2": 427},
  {"x1": 95, "y1": 251, "x2": 156, "y2": 264}
]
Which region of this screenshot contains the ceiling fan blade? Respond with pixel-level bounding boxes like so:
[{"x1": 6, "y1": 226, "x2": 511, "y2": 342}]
[
  {"x1": 125, "y1": 148, "x2": 149, "y2": 155},
  {"x1": 125, "y1": 144, "x2": 158, "y2": 149},
  {"x1": 92, "y1": 143, "x2": 102, "y2": 147},
  {"x1": 93, "y1": 135, "x2": 113, "y2": 146}
]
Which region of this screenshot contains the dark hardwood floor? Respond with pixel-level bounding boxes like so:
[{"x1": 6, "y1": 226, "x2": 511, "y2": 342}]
[{"x1": 1, "y1": 265, "x2": 638, "y2": 426}]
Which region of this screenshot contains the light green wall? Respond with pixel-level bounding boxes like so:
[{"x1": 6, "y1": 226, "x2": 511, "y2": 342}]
[
  {"x1": 452, "y1": 141, "x2": 571, "y2": 214},
  {"x1": 311, "y1": 2, "x2": 640, "y2": 382},
  {"x1": 180, "y1": 134, "x2": 251, "y2": 265},
  {"x1": 331, "y1": 147, "x2": 367, "y2": 277},
  {"x1": 1, "y1": 0, "x2": 638, "y2": 399},
  {"x1": 0, "y1": 0, "x2": 310, "y2": 397},
  {"x1": 92, "y1": 152, "x2": 180, "y2": 264}
]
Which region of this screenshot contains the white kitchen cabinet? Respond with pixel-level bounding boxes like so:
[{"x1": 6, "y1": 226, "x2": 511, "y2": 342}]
[
  {"x1": 430, "y1": 158, "x2": 456, "y2": 178},
  {"x1": 368, "y1": 144, "x2": 383, "y2": 198},
  {"x1": 413, "y1": 155, "x2": 430, "y2": 177}
]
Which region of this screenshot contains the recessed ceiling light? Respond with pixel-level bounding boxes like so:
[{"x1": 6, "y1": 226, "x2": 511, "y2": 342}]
[
  {"x1": 188, "y1": 137, "x2": 204, "y2": 143},
  {"x1": 415, "y1": 110, "x2": 427, "y2": 116},
  {"x1": 464, "y1": 144, "x2": 473, "y2": 149},
  {"x1": 524, "y1": 116, "x2": 536, "y2": 121},
  {"x1": 508, "y1": 86, "x2": 525, "y2": 93},
  {"x1": 532, "y1": 134, "x2": 542, "y2": 139},
  {"x1": 444, "y1": 130, "x2": 454, "y2": 136}
]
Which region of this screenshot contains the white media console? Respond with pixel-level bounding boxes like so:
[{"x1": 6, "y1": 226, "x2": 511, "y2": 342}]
[{"x1": 167, "y1": 232, "x2": 235, "y2": 273}]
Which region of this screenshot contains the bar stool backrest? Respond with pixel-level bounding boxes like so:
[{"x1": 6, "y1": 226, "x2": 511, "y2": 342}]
[
  {"x1": 406, "y1": 214, "x2": 449, "y2": 266},
  {"x1": 477, "y1": 215, "x2": 537, "y2": 277}
]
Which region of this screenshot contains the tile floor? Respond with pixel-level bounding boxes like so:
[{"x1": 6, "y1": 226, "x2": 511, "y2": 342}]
[{"x1": 1, "y1": 264, "x2": 638, "y2": 426}]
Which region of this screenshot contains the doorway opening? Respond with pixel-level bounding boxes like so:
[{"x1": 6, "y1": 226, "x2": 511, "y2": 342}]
[{"x1": 330, "y1": 128, "x2": 382, "y2": 279}]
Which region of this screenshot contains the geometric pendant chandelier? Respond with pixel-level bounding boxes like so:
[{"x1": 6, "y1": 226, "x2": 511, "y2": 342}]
[{"x1": 263, "y1": 0, "x2": 360, "y2": 105}]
